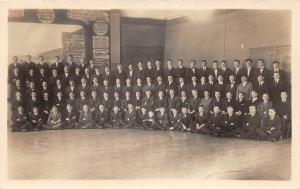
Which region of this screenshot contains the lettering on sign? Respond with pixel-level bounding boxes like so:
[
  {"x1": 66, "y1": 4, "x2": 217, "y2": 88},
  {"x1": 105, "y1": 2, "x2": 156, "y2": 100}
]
[
  {"x1": 93, "y1": 49, "x2": 109, "y2": 59},
  {"x1": 37, "y1": 9, "x2": 55, "y2": 24},
  {"x1": 93, "y1": 19, "x2": 109, "y2": 36},
  {"x1": 93, "y1": 36, "x2": 109, "y2": 49},
  {"x1": 67, "y1": 10, "x2": 109, "y2": 23}
]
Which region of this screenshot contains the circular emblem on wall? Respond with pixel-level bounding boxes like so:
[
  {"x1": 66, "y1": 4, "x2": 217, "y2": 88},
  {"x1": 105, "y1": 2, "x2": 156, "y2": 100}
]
[
  {"x1": 37, "y1": 9, "x2": 55, "y2": 24},
  {"x1": 93, "y1": 19, "x2": 109, "y2": 36}
]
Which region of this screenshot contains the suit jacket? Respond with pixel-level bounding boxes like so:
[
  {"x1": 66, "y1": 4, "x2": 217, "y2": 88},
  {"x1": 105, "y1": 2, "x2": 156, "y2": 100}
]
[
  {"x1": 186, "y1": 68, "x2": 199, "y2": 81},
  {"x1": 194, "y1": 112, "x2": 208, "y2": 125},
  {"x1": 233, "y1": 68, "x2": 244, "y2": 84},
  {"x1": 156, "y1": 111, "x2": 169, "y2": 124},
  {"x1": 47, "y1": 111, "x2": 62, "y2": 124},
  {"x1": 126, "y1": 70, "x2": 135, "y2": 81},
  {"x1": 245, "y1": 67, "x2": 257, "y2": 84},
  {"x1": 94, "y1": 110, "x2": 109, "y2": 124},
  {"x1": 188, "y1": 97, "x2": 201, "y2": 112},
  {"x1": 175, "y1": 67, "x2": 187, "y2": 80},
  {"x1": 225, "y1": 83, "x2": 237, "y2": 96},
  {"x1": 168, "y1": 96, "x2": 181, "y2": 110},
  {"x1": 212, "y1": 68, "x2": 222, "y2": 80},
  {"x1": 199, "y1": 67, "x2": 212, "y2": 79},
  {"x1": 63, "y1": 110, "x2": 77, "y2": 123},
  {"x1": 270, "y1": 79, "x2": 286, "y2": 102},
  {"x1": 124, "y1": 110, "x2": 138, "y2": 123},
  {"x1": 154, "y1": 67, "x2": 164, "y2": 79},
  {"x1": 261, "y1": 115, "x2": 281, "y2": 131},
  {"x1": 253, "y1": 81, "x2": 269, "y2": 100},
  {"x1": 37, "y1": 63, "x2": 50, "y2": 77},
  {"x1": 142, "y1": 96, "x2": 155, "y2": 109},
  {"x1": 221, "y1": 114, "x2": 239, "y2": 129},
  {"x1": 256, "y1": 67, "x2": 271, "y2": 83},
  {"x1": 101, "y1": 98, "x2": 112, "y2": 111},
  {"x1": 243, "y1": 113, "x2": 261, "y2": 129},
  {"x1": 220, "y1": 68, "x2": 233, "y2": 83},
  {"x1": 208, "y1": 112, "x2": 223, "y2": 128},
  {"x1": 51, "y1": 62, "x2": 64, "y2": 75},
  {"x1": 154, "y1": 97, "x2": 168, "y2": 109},
  {"x1": 79, "y1": 111, "x2": 93, "y2": 123},
  {"x1": 164, "y1": 67, "x2": 176, "y2": 79}
]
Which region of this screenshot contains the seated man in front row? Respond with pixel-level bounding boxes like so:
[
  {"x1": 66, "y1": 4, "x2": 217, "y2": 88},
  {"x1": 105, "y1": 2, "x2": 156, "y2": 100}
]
[
  {"x1": 12, "y1": 106, "x2": 30, "y2": 132},
  {"x1": 30, "y1": 106, "x2": 44, "y2": 131},
  {"x1": 235, "y1": 105, "x2": 261, "y2": 139},
  {"x1": 78, "y1": 104, "x2": 94, "y2": 129},
  {"x1": 108, "y1": 106, "x2": 125, "y2": 129},
  {"x1": 63, "y1": 104, "x2": 78, "y2": 129},
  {"x1": 47, "y1": 106, "x2": 63, "y2": 130},
  {"x1": 217, "y1": 106, "x2": 239, "y2": 137},
  {"x1": 255, "y1": 108, "x2": 282, "y2": 142},
  {"x1": 201, "y1": 105, "x2": 223, "y2": 135},
  {"x1": 94, "y1": 104, "x2": 109, "y2": 129},
  {"x1": 124, "y1": 103, "x2": 138, "y2": 129},
  {"x1": 193, "y1": 105, "x2": 208, "y2": 133},
  {"x1": 142, "y1": 110, "x2": 164, "y2": 130}
]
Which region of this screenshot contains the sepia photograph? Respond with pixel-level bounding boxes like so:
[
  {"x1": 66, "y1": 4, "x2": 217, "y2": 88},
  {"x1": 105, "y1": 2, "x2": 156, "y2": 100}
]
[{"x1": 6, "y1": 8, "x2": 292, "y2": 181}]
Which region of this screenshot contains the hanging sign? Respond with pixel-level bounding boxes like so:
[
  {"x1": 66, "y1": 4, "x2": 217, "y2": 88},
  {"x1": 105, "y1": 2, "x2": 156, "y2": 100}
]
[{"x1": 93, "y1": 19, "x2": 109, "y2": 36}]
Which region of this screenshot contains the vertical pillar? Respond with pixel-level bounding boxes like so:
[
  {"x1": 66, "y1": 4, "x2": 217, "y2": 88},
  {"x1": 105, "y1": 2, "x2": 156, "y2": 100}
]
[
  {"x1": 110, "y1": 10, "x2": 121, "y2": 70},
  {"x1": 84, "y1": 22, "x2": 93, "y2": 63}
]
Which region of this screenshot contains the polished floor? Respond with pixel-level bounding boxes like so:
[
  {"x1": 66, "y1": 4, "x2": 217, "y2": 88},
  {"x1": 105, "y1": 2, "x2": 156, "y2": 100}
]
[{"x1": 8, "y1": 128, "x2": 291, "y2": 180}]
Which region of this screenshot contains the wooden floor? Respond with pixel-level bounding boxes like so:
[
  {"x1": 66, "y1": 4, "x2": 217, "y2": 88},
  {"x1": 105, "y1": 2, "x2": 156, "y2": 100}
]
[{"x1": 8, "y1": 128, "x2": 291, "y2": 180}]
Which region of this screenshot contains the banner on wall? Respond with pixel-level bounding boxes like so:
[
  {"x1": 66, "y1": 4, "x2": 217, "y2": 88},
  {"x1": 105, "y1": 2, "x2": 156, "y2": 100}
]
[{"x1": 66, "y1": 34, "x2": 85, "y2": 63}]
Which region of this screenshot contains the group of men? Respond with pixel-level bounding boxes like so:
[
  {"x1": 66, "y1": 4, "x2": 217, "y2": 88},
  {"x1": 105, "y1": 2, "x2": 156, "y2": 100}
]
[{"x1": 8, "y1": 54, "x2": 291, "y2": 142}]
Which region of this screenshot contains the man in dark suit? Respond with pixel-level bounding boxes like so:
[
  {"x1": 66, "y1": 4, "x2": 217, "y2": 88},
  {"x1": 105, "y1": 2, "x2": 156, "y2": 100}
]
[
  {"x1": 115, "y1": 64, "x2": 127, "y2": 85},
  {"x1": 103, "y1": 65, "x2": 115, "y2": 87},
  {"x1": 51, "y1": 56, "x2": 64, "y2": 75},
  {"x1": 253, "y1": 74, "x2": 269, "y2": 100},
  {"x1": 65, "y1": 55, "x2": 77, "y2": 74},
  {"x1": 167, "y1": 89, "x2": 181, "y2": 111},
  {"x1": 124, "y1": 103, "x2": 138, "y2": 129},
  {"x1": 94, "y1": 104, "x2": 110, "y2": 129},
  {"x1": 244, "y1": 59, "x2": 256, "y2": 85},
  {"x1": 199, "y1": 60, "x2": 212, "y2": 79},
  {"x1": 8, "y1": 56, "x2": 23, "y2": 82},
  {"x1": 145, "y1": 61, "x2": 155, "y2": 81},
  {"x1": 24, "y1": 55, "x2": 37, "y2": 76},
  {"x1": 175, "y1": 59, "x2": 187, "y2": 80},
  {"x1": 270, "y1": 72, "x2": 286, "y2": 103},
  {"x1": 233, "y1": 59, "x2": 244, "y2": 84},
  {"x1": 154, "y1": 60, "x2": 164, "y2": 79},
  {"x1": 186, "y1": 60, "x2": 199, "y2": 82},
  {"x1": 37, "y1": 56, "x2": 50, "y2": 78},
  {"x1": 165, "y1": 60, "x2": 176, "y2": 80},
  {"x1": 225, "y1": 74, "x2": 237, "y2": 96},
  {"x1": 272, "y1": 61, "x2": 286, "y2": 82},
  {"x1": 136, "y1": 62, "x2": 146, "y2": 81},
  {"x1": 235, "y1": 105, "x2": 261, "y2": 138},
  {"x1": 126, "y1": 64, "x2": 135, "y2": 81},
  {"x1": 256, "y1": 59, "x2": 270, "y2": 83},
  {"x1": 212, "y1": 60, "x2": 221, "y2": 81},
  {"x1": 220, "y1": 60, "x2": 233, "y2": 84},
  {"x1": 275, "y1": 91, "x2": 291, "y2": 138}
]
